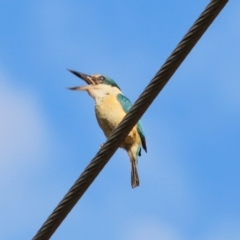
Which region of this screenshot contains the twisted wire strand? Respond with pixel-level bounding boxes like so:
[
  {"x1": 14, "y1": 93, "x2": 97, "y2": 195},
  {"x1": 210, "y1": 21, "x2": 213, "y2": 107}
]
[{"x1": 32, "y1": 1, "x2": 228, "y2": 239}]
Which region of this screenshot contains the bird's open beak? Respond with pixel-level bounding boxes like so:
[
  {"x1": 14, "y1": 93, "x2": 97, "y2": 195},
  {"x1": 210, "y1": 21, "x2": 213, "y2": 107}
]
[{"x1": 67, "y1": 69, "x2": 96, "y2": 91}]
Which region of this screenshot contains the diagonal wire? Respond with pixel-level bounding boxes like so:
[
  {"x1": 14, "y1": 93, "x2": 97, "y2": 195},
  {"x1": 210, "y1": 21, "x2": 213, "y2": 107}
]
[{"x1": 32, "y1": 1, "x2": 228, "y2": 239}]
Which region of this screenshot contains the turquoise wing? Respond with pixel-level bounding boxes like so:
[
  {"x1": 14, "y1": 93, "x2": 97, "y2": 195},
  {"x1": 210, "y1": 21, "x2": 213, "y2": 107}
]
[{"x1": 117, "y1": 94, "x2": 147, "y2": 153}]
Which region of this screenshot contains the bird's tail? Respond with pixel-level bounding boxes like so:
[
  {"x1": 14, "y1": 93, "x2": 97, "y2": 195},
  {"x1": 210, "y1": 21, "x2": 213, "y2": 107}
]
[{"x1": 131, "y1": 160, "x2": 140, "y2": 188}]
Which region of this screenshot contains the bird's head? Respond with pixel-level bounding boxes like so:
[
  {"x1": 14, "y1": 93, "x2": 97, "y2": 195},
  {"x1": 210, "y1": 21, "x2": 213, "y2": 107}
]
[{"x1": 67, "y1": 69, "x2": 121, "y2": 99}]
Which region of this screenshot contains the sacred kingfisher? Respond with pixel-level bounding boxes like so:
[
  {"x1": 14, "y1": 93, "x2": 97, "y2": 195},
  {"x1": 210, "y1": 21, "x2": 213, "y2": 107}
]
[{"x1": 68, "y1": 69, "x2": 147, "y2": 188}]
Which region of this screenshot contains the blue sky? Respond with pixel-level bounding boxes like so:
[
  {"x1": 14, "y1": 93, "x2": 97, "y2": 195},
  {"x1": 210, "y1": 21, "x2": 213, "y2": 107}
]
[{"x1": 1, "y1": 1, "x2": 240, "y2": 239}]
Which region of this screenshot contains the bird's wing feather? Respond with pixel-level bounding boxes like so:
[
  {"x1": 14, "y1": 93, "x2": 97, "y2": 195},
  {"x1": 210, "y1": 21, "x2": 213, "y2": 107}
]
[{"x1": 117, "y1": 94, "x2": 147, "y2": 152}]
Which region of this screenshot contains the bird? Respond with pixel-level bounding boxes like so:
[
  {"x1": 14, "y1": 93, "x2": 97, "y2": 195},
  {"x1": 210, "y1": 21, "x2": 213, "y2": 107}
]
[{"x1": 67, "y1": 69, "x2": 147, "y2": 188}]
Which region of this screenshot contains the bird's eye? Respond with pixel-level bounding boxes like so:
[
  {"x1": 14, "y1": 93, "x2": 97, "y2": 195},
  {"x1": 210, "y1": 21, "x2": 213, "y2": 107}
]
[{"x1": 99, "y1": 76, "x2": 105, "y2": 82}]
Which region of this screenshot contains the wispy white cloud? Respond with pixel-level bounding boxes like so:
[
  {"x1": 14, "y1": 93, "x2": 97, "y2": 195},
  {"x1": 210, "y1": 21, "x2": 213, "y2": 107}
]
[
  {"x1": 0, "y1": 71, "x2": 50, "y2": 175},
  {"x1": 200, "y1": 219, "x2": 240, "y2": 240},
  {"x1": 121, "y1": 217, "x2": 183, "y2": 240},
  {"x1": 0, "y1": 69, "x2": 54, "y2": 239}
]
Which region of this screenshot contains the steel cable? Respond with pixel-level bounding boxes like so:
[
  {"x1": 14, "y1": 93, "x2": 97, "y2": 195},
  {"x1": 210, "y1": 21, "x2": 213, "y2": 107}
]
[{"x1": 32, "y1": 1, "x2": 228, "y2": 239}]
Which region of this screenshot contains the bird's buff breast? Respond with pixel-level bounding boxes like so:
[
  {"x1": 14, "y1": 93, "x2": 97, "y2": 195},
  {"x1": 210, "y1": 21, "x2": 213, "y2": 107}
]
[{"x1": 95, "y1": 95, "x2": 126, "y2": 138}]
